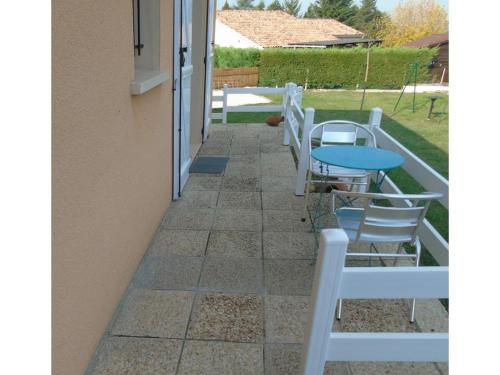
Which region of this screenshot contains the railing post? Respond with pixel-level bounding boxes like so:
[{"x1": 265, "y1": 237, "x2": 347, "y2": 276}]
[
  {"x1": 222, "y1": 84, "x2": 229, "y2": 125},
  {"x1": 368, "y1": 107, "x2": 383, "y2": 133},
  {"x1": 296, "y1": 85, "x2": 304, "y2": 108},
  {"x1": 282, "y1": 83, "x2": 293, "y2": 146},
  {"x1": 295, "y1": 107, "x2": 314, "y2": 195},
  {"x1": 301, "y1": 229, "x2": 349, "y2": 375}
]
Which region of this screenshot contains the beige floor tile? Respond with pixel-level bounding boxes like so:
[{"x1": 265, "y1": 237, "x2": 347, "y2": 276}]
[
  {"x1": 207, "y1": 230, "x2": 262, "y2": 258},
  {"x1": 265, "y1": 295, "x2": 310, "y2": 344}
]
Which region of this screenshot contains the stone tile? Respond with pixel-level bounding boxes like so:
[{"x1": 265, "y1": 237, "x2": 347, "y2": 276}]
[
  {"x1": 414, "y1": 299, "x2": 449, "y2": 333},
  {"x1": 261, "y1": 142, "x2": 291, "y2": 154},
  {"x1": 111, "y1": 289, "x2": 194, "y2": 338},
  {"x1": 207, "y1": 230, "x2": 262, "y2": 258},
  {"x1": 187, "y1": 293, "x2": 263, "y2": 343},
  {"x1": 261, "y1": 176, "x2": 296, "y2": 192},
  {"x1": 264, "y1": 259, "x2": 314, "y2": 296},
  {"x1": 184, "y1": 176, "x2": 222, "y2": 191},
  {"x1": 88, "y1": 337, "x2": 182, "y2": 375},
  {"x1": 263, "y1": 232, "x2": 316, "y2": 259},
  {"x1": 199, "y1": 256, "x2": 263, "y2": 293},
  {"x1": 198, "y1": 143, "x2": 230, "y2": 155},
  {"x1": 218, "y1": 191, "x2": 262, "y2": 210},
  {"x1": 178, "y1": 340, "x2": 263, "y2": 375},
  {"x1": 261, "y1": 153, "x2": 297, "y2": 177},
  {"x1": 214, "y1": 209, "x2": 262, "y2": 231},
  {"x1": 262, "y1": 192, "x2": 304, "y2": 211},
  {"x1": 263, "y1": 210, "x2": 311, "y2": 232},
  {"x1": 163, "y1": 208, "x2": 215, "y2": 230},
  {"x1": 338, "y1": 299, "x2": 417, "y2": 333},
  {"x1": 349, "y1": 362, "x2": 441, "y2": 375},
  {"x1": 265, "y1": 295, "x2": 309, "y2": 344},
  {"x1": 224, "y1": 160, "x2": 261, "y2": 177},
  {"x1": 230, "y1": 143, "x2": 261, "y2": 155},
  {"x1": 169, "y1": 191, "x2": 219, "y2": 209},
  {"x1": 264, "y1": 344, "x2": 349, "y2": 375},
  {"x1": 221, "y1": 176, "x2": 261, "y2": 192},
  {"x1": 151, "y1": 230, "x2": 209, "y2": 257},
  {"x1": 135, "y1": 256, "x2": 203, "y2": 290}
]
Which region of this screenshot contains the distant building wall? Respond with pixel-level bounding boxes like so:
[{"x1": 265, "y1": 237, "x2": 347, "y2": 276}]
[{"x1": 215, "y1": 20, "x2": 262, "y2": 49}]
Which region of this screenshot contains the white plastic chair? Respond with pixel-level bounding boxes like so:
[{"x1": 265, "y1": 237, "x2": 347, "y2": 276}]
[
  {"x1": 302, "y1": 121, "x2": 377, "y2": 222},
  {"x1": 331, "y1": 189, "x2": 443, "y2": 322}
]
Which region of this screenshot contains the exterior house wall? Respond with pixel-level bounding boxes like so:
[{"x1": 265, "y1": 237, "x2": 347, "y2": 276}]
[
  {"x1": 52, "y1": 0, "x2": 175, "y2": 374},
  {"x1": 215, "y1": 20, "x2": 262, "y2": 49}
]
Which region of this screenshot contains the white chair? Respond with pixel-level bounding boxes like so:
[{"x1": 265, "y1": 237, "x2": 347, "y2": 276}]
[
  {"x1": 331, "y1": 189, "x2": 443, "y2": 322},
  {"x1": 302, "y1": 121, "x2": 377, "y2": 223},
  {"x1": 301, "y1": 229, "x2": 448, "y2": 375}
]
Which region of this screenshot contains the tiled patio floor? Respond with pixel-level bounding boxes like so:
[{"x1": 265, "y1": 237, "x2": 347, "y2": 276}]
[{"x1": 86, "y1": 123, "x2": 448, "y2": 375}]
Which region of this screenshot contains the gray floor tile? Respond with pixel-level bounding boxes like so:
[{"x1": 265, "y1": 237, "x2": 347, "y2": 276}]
[
  {"x1": 262, "y1": 192, "x2": 304, "y2": 211},
  {"x1": 349, "y1": 362, "x2": 441, "y2": 375},
  {"x1": 221, "y1": 176, "x2": 261, "y2": 192},
  {"x1": 261, "y1": 176, "x2": 296, "y2": 192},
  {"x1": 151, "y1": 230, "x2": 209, "y2": 257},
  {"x1": 263, "y1": 232, "x2": 316, "y2": 259},
  {"x1": 214, "y1": 209, "x2": 262, "y2": 231},
  {"x1": 178, "y1": 340, "x2": 264, "y2": 375},
  {"x1": 230, "y1": 144, "x2": 261, "y2": 155},
  {"x1": 199, "y1": 256, "x2": 263, "y2": 293},
  {"x1": 135, "y1": 256, "x2": 203, "y2": 290},
  {"x1": 264, "y1": 259, "x2": 314, "y2": 295},
  {"x1": 187, "y1": 293, "x2": 263, "y2": 343},
  {"x1": 169, "y1": 191, "x2": 218, "y2": 209},
  {"x1": 198, "y1": 143, "x2": 230, "y2": 155},
  {"x1": 111, "y1": 289, "x2": 194, "y2": 338},
  {"x1": 224, "y1": 160, "x2": 261, "y2": 177},
  {"x1": 263, "y1": 210, "x2": 311, "y2": 232},
  {"x1": 261, "y1": 153, "x2": 297, "y2": 177},
  {"x1": 265, "y1": 295, "x2": 310, "y2": 344},
  {"x1": 88, "y1": 337, "x2": 182, "y2": 375},
  {"x1": 184, "y1": 176, "x2": 222, "y2": 191},
  {"x1": 163, "y1": 208, "x2": 215, "y2": 230},
  {"x1": 264, "y1": 343, "x2": 302, "y2": 375},
  {"x1": 207, "y1": 230, "x2": 262, "y2": 258},
  {"x1": 218, "y1": 192, "x2": 262, "y2": 210}
]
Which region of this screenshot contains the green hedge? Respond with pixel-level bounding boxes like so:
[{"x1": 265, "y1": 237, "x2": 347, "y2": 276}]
[
  {"x1": 214, "y1": 47, "x2": 261, "y2": 68},
  {"x1": 258, "y1": 47, "x2": 437, "y2": 89}
]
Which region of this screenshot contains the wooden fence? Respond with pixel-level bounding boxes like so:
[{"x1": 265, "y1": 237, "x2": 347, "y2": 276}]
[{"x1": 212, "y1": 67, "x2": 259, "y2": 89}]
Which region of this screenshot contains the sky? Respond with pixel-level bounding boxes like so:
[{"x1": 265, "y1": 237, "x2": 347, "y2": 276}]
[{"x1": 216, "y1": 0, "x2": 449, "y2": 14}]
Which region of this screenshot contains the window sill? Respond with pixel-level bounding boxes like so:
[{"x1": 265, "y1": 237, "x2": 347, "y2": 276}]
[{"x1": 130, "y1": 69, "x2": 168, "y2": 95}]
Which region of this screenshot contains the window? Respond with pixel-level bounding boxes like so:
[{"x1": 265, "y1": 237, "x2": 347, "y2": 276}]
[{"x1": 130, "y1": 0, "x2": 168, "y2": 95}]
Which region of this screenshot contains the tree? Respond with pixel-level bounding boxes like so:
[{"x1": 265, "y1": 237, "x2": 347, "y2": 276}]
[
  {"x1": 256, "y1": 0, "x2": 266, "y2": 10},
  {"x1": 304, "y1": 0, "x2": 357, "y2": 26},
  {"x1": 222, "y1": 0, "x2": 231, "y2": 10},
  {"x1": 235, "y1": 0, "x2": 255, "y2": 9},
  {"x1": 283, "y1": 0, "x2": 301, "y2": 16},
  {"x1": 353, "y1": 0, "x2": 382, "y2": 35},
  {"x1": 267, "y1": 0, "x2": 284, "y2": 11},
  {"x1": 377, "y1": 0, "x2": 448, "y2": 47}
]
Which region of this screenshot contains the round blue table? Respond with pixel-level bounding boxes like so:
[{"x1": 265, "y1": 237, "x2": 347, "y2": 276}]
[{"x1": 311, "y1": 145, "x2": 404, "y2": 172}]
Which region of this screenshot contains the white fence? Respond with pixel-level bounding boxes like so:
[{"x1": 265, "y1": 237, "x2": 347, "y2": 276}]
[
  {"x1": 218, "y1": 82, "x2": 449, "y2": 266},
  {"x1": 221, "y1": 83, "x2": 288, "y2": 124},
  {"x1": 301, "y1": 229, "x2": 449, "y2": 375}
]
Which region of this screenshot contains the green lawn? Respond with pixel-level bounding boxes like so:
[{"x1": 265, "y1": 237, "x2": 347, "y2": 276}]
[{"x1": 216, "y1": 90, "x2": 449, "y2": 265}]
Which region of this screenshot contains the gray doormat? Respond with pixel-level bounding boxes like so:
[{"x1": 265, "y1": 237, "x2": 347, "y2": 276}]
[{"x1": 190, "y1": 156, "x2": 229, "y2": 174}]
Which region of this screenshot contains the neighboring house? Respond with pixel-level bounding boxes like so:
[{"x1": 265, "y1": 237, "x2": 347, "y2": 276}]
[
  {"x1": 216, "y1": 10, "x2": 377, "y2": 49},
  {"x1": 406, "y1": 33, "x2": 449, "y2": 83},
  {"x1": 53, "y1": 1, "x2": 216, "y2": 374}
]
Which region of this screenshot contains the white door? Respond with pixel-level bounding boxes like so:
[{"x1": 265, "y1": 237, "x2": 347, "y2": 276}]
[
  {"x1": 173, "y1": 0, "x2": 193, "y2": 198},
  {"x1": 203, "y1": 0, "x2": 215, "y2": 141}
]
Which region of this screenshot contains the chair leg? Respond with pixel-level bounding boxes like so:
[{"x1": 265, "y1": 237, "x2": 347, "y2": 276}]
[
  {"x1": 393, "y1": 243, "x2": 403, "y2": 266},
  {"x1": 410, "y1": 240, "x2": 422, "y2": 323},
  {"x1": 302, "y1": 170, "x2": 311, "y2": 222},
  {"x1": 336, "y1": 299, "x2": 343, "y2": 320}
]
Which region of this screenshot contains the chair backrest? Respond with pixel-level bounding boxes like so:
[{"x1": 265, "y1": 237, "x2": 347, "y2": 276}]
[
  {"x1": 334, "y1": 190, "x2": 442, "y2": 244},
  {"x1": 301, "y1": 229, "x2": 449, "y2": 374}
]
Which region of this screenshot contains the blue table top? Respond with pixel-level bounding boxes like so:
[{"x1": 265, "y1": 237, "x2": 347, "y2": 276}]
[{"x1": 310, "y1": 145, "x2": 404, "y2": 171}]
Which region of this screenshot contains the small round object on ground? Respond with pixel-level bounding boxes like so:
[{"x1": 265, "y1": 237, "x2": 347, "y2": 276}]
[{"x1": 266, "y1": 115, "x2": 284, "y2": 127}]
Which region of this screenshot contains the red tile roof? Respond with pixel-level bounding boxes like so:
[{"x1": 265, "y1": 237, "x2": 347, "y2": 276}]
[
  {"x1": 406, "y1": 33, "x2": 449, "y2": 48},
  {"x1": 217, "y1": 10, "x2": 363, "y2": 47}
]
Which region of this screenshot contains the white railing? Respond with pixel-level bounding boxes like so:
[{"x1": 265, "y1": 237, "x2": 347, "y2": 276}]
[
  {"x1": 301, "y1": 229, "x2": 449, "y2": 375},
  {"x1": 221, "y1": 83, "x2": 288, "y2": 124}
]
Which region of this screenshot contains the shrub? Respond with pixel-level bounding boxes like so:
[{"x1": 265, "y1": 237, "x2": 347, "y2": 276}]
[
  {"x1": 214, "y1": 47, "x2": 261, "y2": 68},
  {"x1": 258, "y1": 47, "x2": 437, "y2": 89}
]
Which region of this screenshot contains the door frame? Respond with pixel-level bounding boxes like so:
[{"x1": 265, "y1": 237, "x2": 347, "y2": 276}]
[{"x1": 202, "y1": 0, "x2": 215, "y2": 142}]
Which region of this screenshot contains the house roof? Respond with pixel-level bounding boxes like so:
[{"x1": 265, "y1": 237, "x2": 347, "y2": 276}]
[
  {"x1": 406, "y1": 33, "x2": 449, "y2": 48},
  {"x1": 216, "y1": 10, "x2": 363, "y2": 47}
]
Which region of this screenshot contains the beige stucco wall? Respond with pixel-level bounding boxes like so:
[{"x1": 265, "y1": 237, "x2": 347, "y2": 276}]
[
  {"x1": 190, "y1": 0, "x2": 209, "y2": 158},
  {"x1": 52, "y1": 1, "x2": 174, "y2": 374}
]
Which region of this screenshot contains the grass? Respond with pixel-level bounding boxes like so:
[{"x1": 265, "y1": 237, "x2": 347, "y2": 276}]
[{"x1": 214, "y1": 90, "x2": 449, "y2": 266}]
